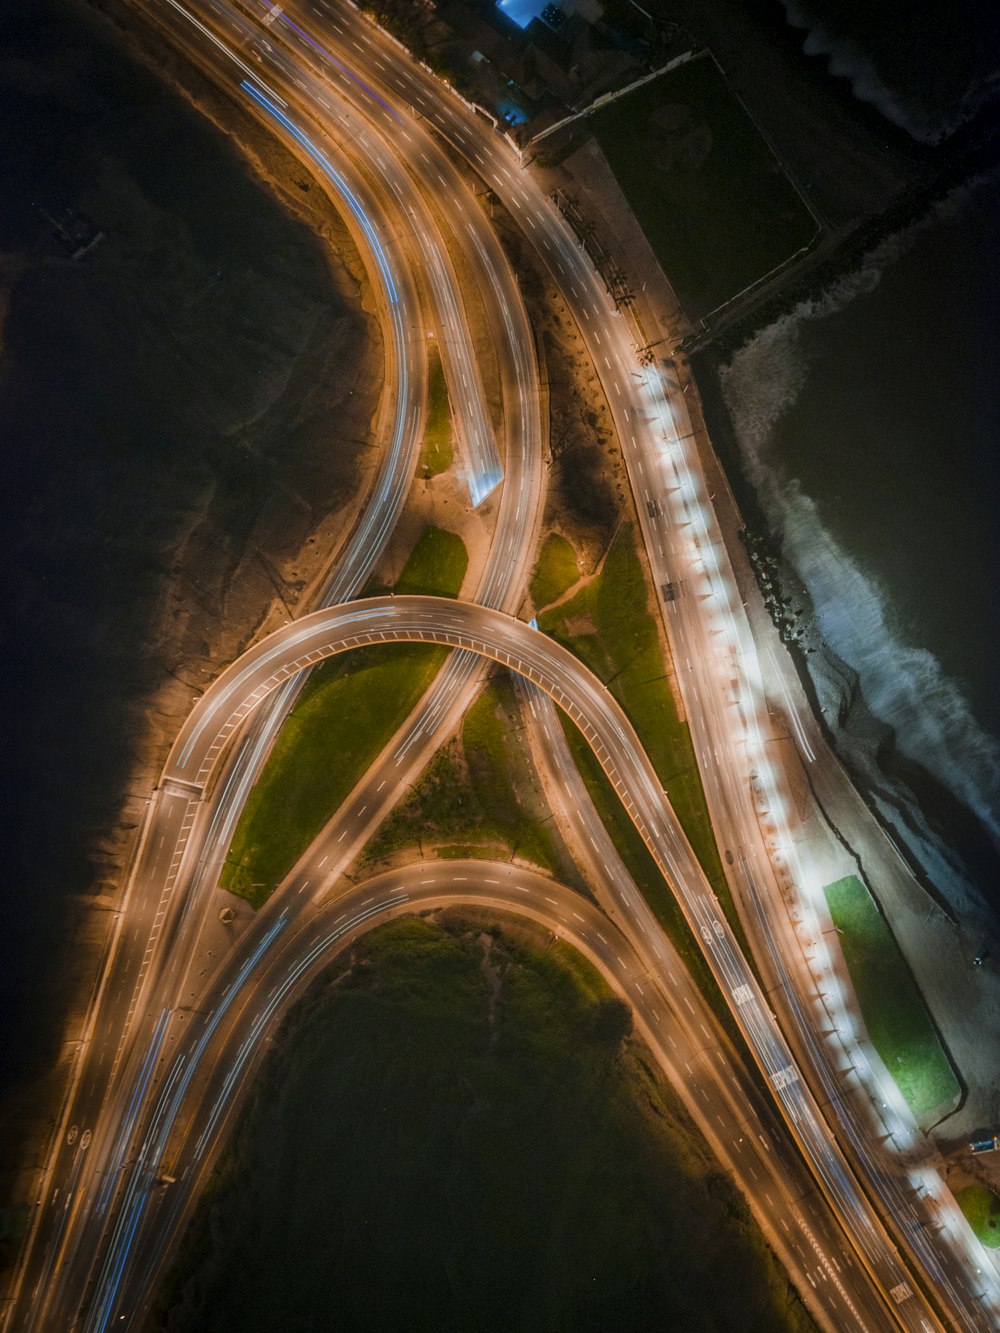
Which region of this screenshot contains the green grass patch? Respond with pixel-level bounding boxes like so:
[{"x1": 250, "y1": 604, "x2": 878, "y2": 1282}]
[
  {"x1": 394, "y1": 522, "x2": 467, "y2": 597},
  {"x1": 561, "y1": 714, "x2": 741, "y2": 1047},
  {"x1": 823, "y1": 876, "x2": 959, "y2": 1119},
  {"x1": 461, "y1": 677, "x2": 563, "y2": 872},
  {"x1": 539, "y1": 524, "x2": 747, "y2": 958},
  {"x1": 220, "y1": 526, "x2": 467, "y2": 907},
  {"x1": 956, "y1": 1185, "x2": 1000, "y2": 1249},
  {"x1": 418, "y1": 347, "x2": 453, "y2": 478},
  {"x1": 530, "y1": 532, "x2": 580, "y2": 610},
  {"x1": 435, "y1": 842, "x2": 510, "y2": 861},
  {"x1": 363, "y1": 675, "x2": 581, "y2": 886},
  {"x1": 365, "y1": 745, "x2": 473, "y2": 860},
  {"x1": 589, "y1": 54, "x2": 816, "y2": 319},
  {"x1": 159, "y1": 914, "x2": 816, "y2": 1332}
]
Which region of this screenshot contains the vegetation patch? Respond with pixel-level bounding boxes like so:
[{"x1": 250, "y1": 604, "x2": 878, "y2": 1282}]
[
  {"x1": 394, "y1": 522, "x2": 466, "y2": 596},
  {"x1": 589, "y1": 54, "x2": 816, "y2": 319},
  {"x1": 363, "y1": 674, "x2": 581, "y2": 886},
  {"x1": 530, "y1": 532, "x2": 580, "y2": 610},
  {"x1": 538, "y1": 524, "x2": 746, "y2": 954},
  {"x1": 956, "y1": 1185, "x2": 1000, "y2": 1249},
  {"x1": 418, "y1": 347, "x2": 453, "y2": 478},
  {"x1": 823, "y1": 876, "x2": 959, "y2": 1119},
  {"x1": 561, "y1": 715, "x2": 740, "y2": 1046},
  {"x1": 435, "y1": 841, "x2": 510, "y2": 861},
  {"x1": 221, "y1": 526, "x2": 467, "y2": 907},
  {"x1": 158, "y1": 914, "x2": 816, "y2": 1332}
]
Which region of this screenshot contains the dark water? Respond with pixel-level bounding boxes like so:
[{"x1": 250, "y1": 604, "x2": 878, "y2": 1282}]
[
  {"x1": 761, "y1": 179, "x2": 1000, "y2": 741},
  {"x1": 778, "y1": 0, "x2": 1000, "y2": 142},
  {"x1": 0, "y1": 0, "x2": 354, "y2": 1126},
  {"x1": 720, "y1": 153, "x2": 1000, "y2": 894}
]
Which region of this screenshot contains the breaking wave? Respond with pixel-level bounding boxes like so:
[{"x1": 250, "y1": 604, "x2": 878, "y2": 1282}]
[
  {"x1": 720, "y1": 185, "x2": 974, "y2": 466},
  {"x1": 720, "y1": 195, "x2": 1000, "y2": 855},
  {"x1": 778, "y1": 0, "x2": 1000, "y2": 143},
  {"x1": 767, "y1": 480, "x2": 1000, "y2": 849}
]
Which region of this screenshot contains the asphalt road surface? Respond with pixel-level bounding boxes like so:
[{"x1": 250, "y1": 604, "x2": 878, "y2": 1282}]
[{"x1": 7, "y1": 2, "x2": 998, "y2": 1330}]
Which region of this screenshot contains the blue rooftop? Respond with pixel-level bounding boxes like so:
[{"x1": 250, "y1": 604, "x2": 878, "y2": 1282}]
[{"x1": 496, "y1": 0, "x2": 549, "y2": 30}]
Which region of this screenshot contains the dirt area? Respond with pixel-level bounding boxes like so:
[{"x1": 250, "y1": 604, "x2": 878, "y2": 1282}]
[{"x1": 0, "y1": 0, "x2": 383, "y2": 1243}]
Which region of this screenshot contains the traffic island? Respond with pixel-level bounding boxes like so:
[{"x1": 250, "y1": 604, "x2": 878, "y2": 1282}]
[
  {"x1": 361, "y1": 672, "x2": 584, "y2": 888},
  {"x1": 417, "y1": 347, "x2": 454, "y2": 479},
  {"x1": 220, "y1": 525, "x2": 468, "y2": 907}
]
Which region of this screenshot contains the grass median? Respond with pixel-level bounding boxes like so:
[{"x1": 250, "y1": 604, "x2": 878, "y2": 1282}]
[
  {"x1": 538, "y1": 523, "x2": 748, "y2": 959},
  {"x1": 418, "y1": 346, "x2": 452, "y2": 478},
  {"x1": 823, "y1": 875, "x2": 959, "y2": 1119},
  {"x1": 530, "y1": 532, "x2": 580, "y2": 610},
  {"x1": 158, "y1": 913, "x2": 816, "y2": 1332},
  {"x1": 220, "y1": 525, "x2": 467, "y2": 907},
  {"x1": 364, "y1": 672, "x2": 581, "y2": 885}
]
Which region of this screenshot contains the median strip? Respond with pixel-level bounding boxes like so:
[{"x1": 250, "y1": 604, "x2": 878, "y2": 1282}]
[
  {"x1": 220, "y1": 525, "x2": 468, "y2": 907},
  {"x1": 537, "y1": 523, "x2": 751, "y2": 961}
]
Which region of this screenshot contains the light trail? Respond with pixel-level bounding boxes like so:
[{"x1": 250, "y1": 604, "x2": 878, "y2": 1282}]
[
  {"x1": 83, "y1": 912, "x2": 291, "y2": 1332},
  {"x1": 13, "y1": 7, "x2": 991, "y2": 1330},
  {"x1": 276, "y1": 12, "x2": 403, "y2": 121},
  {"x1": 6, "y1": 5, "x2": 543, "y2": 1325},
  {"x1": 243, "y1": 4, "x2": 504, "y2": 507},
  {"x1": 161, "y1": 0, "x2": 288, "y2": 105},
  {"x1": 155, "y1": 593, "x2": 956, "y2": 1326},
  {"x1": 242, "y1": 82, "x2": 398, "y2": 301}
]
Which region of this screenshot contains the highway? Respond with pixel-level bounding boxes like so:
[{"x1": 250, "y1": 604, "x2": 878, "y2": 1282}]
[
  {"x1": 281, "y1": 11, "x2": 1000, "y2": 1325},
  {"x1": 50, "y1": 593, "x2": 960, "y2": 1330},
  {"x1": 161, "y1": 595, "x2": 984, "y2": 1333},
  {"x1": 92, "y1": 863, "x2": 895, "y2": 1331},
  {"x1": 8, "y1": 0, "x2": 549, "y2": 1324},
  {"x1": 7, "y1": 1, "x2": 997, "y2": 1329}
]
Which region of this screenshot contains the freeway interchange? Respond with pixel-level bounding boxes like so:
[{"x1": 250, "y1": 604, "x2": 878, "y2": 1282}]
[{"x1": 6, "y1": 1, "x2": 998, "y2": 1330}]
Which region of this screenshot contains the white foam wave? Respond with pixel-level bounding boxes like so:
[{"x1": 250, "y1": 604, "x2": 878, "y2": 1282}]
[
  {"x1": 720, "y1": 191, "x2": 1000, "y2": 855},
  {"x1": 778, "y1": 482, "x2": 1000, "y2": 847},
  {"x1": 779, "y1": 0, "x2": 1000, "y2": 142},
  {"x1": 721, "y1": 183, "x2": 972, "y2": 462}
]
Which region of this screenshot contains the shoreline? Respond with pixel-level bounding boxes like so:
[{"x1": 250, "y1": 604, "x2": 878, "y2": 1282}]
[
  {"x1": 528, "y1": 9, "x2": 1000, "y2": 1136},
  {"x1": 692, "y1": 347, "x2": 1000, "y2": 932}
]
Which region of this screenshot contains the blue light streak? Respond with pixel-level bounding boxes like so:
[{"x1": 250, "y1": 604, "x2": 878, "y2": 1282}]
[
  {"x1": 241, "y1": 81, "x2": 398, "y2": 304},
  {"x1": 277, "y1": 14, "x2": 402, "y2": 123},
  {"x1": 468, "y1": 465, "x2": 504, "y2": 508},
  {"x1": 87, "y1": 917, "x2": 290, "y2": 1331}
]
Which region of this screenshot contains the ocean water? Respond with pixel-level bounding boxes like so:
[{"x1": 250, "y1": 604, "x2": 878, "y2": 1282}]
[
  {"x1": 720, "y1": 173, "x2": 1000, "y2": 884},
  {"x1": 777, "y1": 0, "x2": 1000, "y2": 142}
]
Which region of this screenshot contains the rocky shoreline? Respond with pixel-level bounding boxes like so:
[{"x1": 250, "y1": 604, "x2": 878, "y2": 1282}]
[
  {"x1": 738, "y1": 526, "x2": 997, "y2": 925},
  {"x1": 693, "y1": 349, "x2": 999, "y2": 932}
]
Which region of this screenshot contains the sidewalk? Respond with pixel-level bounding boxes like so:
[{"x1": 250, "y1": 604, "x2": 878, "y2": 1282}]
[{"x1": 529, "y1": 127, "x2": 1000, "y2": 1161}]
